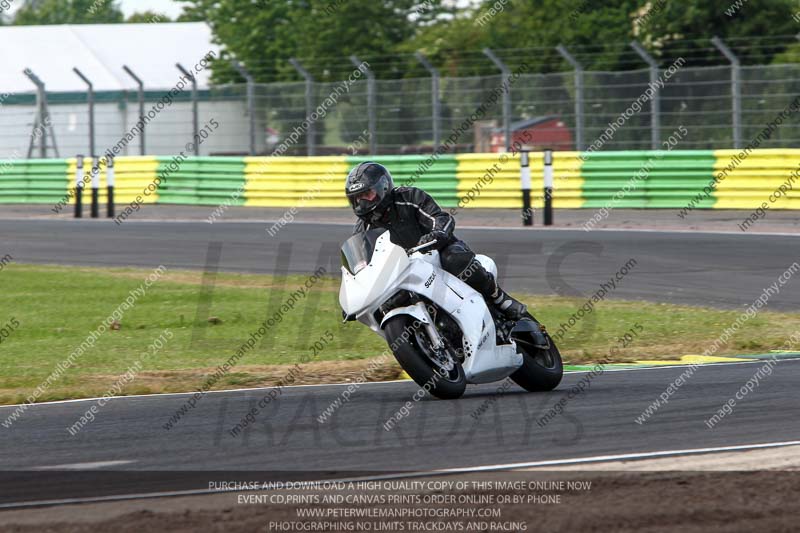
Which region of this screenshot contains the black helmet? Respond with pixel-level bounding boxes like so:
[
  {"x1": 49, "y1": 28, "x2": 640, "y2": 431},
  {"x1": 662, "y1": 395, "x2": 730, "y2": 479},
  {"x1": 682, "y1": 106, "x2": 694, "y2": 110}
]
[{"x1": 345, "y1": 162, "x2": 394, "y2": 217}]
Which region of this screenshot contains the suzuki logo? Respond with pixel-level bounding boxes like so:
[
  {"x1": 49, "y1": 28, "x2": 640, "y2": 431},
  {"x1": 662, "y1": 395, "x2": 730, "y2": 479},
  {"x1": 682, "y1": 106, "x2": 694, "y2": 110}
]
[
  {"x1": 477, "y1": 331, "x2": 490, "y2": 349},
  {"x1": 424, "y1": 272, "x2": 436, "y2": 288}
]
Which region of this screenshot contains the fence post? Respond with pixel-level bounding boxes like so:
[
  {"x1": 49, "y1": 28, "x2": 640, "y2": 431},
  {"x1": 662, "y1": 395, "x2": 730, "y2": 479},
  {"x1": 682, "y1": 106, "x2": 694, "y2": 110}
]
[
  {"x1": 630, "y1": 41, "x2": 660, "y2": 150},
  {"x1": 543, "y1": 149, "x2": 554, "y2": 226},
  {"x1": 25, "y1": 69, "x2": 46, "y2": 159},
  {"x1": 350, "y1": 55, "x2": 376, "y2": 154},
  {"x1": 556, "y1": 45, "x2": 584, "y2": 151},
  {"x1": 73, "y1": 68, "x2": 95, "y2": 158},
  {"x1": 415, "y1": 51, "x2": 441, "y2": 151},
  {"x1": 231, "y1": 60, "x2": 256, "y2": 156},
  {"x1": 711, "y1": 36, "x2": 742, "y2": 149},
  {"x1": 520, "y1": 150, "x2": 532, "y2": 226},
  {"x1": 289, "y1": 58, "x2": 316, "y2": 156},
  {"x1": 483, "y1": 48, "x2": 512, "y2": 152},
  {"x1": 23, "y1": 68, "x2": 59, "y2": 158},
  {"x1": 122, "y1": 65, "x2": 146, "y2": 155},
  {"x1": 176, "y1": 63, "x2": 199, "y2": 156}
]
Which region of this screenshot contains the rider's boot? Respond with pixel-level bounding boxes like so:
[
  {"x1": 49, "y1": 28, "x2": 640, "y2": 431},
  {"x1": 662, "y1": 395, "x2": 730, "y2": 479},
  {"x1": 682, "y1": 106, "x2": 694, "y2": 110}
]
[
  {"x1": 485, "y1": 274, "x2": 549, "y2": 346},
  {"x1": 489, "y1": 279, "x2": 528, "y2": 321},
  {"x1": 458, "y1": 259, "x2": 528, "y2": 321}
]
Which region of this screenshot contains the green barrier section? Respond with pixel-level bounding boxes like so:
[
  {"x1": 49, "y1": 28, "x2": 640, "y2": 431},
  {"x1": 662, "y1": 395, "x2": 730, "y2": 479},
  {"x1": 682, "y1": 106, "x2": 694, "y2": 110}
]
[
  {"x1": 580, "y1": 150, "x2": 717, "y2": 209},
  {"x1": 348, "y1": 155, "x2": 459, "y2": 207},
  {"x1": 9, "y1": 151, "x2": 792, "y2": 211},
  {"x1": 156, "y1": 156, "x2": 247, "y2": 206},
  {"x1": 0, "y1": 159, "x2": 68, "y2": 204}
]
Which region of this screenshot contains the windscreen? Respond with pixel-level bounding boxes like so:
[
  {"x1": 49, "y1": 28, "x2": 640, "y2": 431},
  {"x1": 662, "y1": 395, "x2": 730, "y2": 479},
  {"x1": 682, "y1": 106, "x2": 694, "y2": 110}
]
[{"x1": 340, "y1": 228, "x2": 386, "y2": 275}]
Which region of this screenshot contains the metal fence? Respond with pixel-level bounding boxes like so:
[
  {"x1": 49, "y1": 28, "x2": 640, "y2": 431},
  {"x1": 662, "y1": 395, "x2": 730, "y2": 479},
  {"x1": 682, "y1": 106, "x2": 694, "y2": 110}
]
[{"x1": 1, "y1": 62, "x2": 799, "y2": 159}]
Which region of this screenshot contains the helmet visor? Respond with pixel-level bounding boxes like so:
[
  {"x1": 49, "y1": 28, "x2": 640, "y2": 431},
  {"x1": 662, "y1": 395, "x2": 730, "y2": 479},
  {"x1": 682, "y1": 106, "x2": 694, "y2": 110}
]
[{"x1": 347, "y1": 176, "x2": 388, "y2": 216}]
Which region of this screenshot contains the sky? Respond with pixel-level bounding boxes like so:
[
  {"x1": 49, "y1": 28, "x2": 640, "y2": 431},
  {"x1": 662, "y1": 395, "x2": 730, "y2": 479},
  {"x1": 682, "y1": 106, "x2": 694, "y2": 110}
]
[
  {"x1": 122, "y1": 0, "x2": 481, "y2": 18},
  {"x1": 5, "y1": 0, "x2": 479, "y2": 20},
  {"x1": 3, "y1": 0, "x2": 187, "y2": 18}
]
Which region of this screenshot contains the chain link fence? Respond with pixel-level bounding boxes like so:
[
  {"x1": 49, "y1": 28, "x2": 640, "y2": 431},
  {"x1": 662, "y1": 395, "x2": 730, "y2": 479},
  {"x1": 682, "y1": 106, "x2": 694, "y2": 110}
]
[{"x1": 1, "y1": 62, "x2": 799, "y2": 159}]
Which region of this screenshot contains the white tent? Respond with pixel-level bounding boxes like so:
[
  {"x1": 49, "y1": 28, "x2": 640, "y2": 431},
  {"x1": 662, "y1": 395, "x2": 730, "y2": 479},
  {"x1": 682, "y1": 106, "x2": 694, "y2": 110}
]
[
  {"x1": 1, "y1": 22, "x2": 218, "y2": 93},
  {"x1": 0, "y1": 23, "x2": 259, "y2": 158}
]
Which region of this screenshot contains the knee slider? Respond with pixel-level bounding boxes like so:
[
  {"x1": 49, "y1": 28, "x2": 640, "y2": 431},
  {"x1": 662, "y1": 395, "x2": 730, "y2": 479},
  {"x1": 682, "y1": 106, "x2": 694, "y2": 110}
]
[{"x1": 441, "y1": 249, "x2": 474, "y2": 277}]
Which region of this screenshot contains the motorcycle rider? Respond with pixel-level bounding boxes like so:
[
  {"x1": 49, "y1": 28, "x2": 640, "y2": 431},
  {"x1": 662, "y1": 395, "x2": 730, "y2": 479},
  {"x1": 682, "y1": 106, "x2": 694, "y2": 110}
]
[{"x1": 345, "y1": 161, "x2": 527, "y2": 320}]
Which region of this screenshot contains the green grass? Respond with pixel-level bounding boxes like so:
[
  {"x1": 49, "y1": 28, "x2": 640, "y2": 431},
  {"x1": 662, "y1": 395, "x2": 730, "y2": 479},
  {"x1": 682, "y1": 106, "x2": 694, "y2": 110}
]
[{"x1": 1, "y1": 263, "x2": 799, "y2": 404}]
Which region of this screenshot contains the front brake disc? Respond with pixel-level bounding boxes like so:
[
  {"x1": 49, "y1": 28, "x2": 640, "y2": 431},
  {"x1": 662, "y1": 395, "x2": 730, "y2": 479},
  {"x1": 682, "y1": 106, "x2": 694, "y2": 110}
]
[{"x1": 416, "y1": 331, "x2": 455, "y2": 373}]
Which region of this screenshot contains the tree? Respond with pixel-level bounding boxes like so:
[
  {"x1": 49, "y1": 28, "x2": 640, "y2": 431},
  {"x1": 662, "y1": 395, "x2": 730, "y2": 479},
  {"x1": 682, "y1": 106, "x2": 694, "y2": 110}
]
[
  {"x1": 178, "y1": 0, "x2": 446, "y2": 83},
  {"x1": 13, "y1": 0, "x2": 124, "y2": 25},
  {"x1": 404, "y1": 0, "x2": 799, "y2": 75},
  {"x1": 175, "y1": 0, "x2": 206, "y2": 22},
  {"x1": 637, "y1": 0, "x2": 797, "y2": 66},
  {"x1": 402, "y1": 0, "x2": 642, "y2": 76},
  {"x1": 173, "y1": 0, "x2": 800, "y2": 151},
  {"x1": 0, "y1": 3, "x2": 11, "y2": 25},
  {"x1": 126, "y1": 11, "x2": 172, "y2": 23}
]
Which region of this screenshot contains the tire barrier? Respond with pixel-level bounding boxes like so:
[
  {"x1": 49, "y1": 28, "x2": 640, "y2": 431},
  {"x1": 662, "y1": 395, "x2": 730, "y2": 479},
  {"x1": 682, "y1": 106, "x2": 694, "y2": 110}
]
[
  {"x1": 2, "y1": 151, "x2": 798, "y2": 210},
  {"x1": 0, "y1": 159, "x2": 68, "y2": 204}
]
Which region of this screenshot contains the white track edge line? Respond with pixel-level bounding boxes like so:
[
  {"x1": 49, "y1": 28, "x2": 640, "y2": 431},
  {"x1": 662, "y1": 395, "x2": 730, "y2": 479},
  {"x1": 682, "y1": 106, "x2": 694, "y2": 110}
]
[
  {"x1": 1, "y1": 357, "x2": 798, "y2": 410},
  {"x1": 434, "y1": 439, "x2": 800, "y2": 473},
  {"x1": 6, "y1": 217, "x2": 800, "y2": 237},
  {"x1": 1, "y1": 439, "x2": 798, "y2": 510}
]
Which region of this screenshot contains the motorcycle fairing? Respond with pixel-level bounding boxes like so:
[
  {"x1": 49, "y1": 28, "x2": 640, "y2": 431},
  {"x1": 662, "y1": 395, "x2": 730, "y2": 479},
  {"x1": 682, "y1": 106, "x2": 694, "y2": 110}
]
[{"x1": 339, "y1": 231, "x2": 523, "y2": 384}]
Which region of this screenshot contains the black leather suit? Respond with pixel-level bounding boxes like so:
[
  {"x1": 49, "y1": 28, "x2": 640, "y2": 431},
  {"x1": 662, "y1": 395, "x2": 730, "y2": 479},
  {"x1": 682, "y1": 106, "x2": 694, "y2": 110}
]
[{"x1": 353, "y1": 186, "x2": 496, "y2": 297}]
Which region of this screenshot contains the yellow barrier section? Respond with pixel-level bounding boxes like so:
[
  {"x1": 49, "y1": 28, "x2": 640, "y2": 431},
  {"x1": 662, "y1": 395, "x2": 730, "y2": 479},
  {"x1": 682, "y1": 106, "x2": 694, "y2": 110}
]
[
  {"x1": 550, "y1": 151, "x2": 584, "y2": 208},
  {"x1": 713, "y1": 149, "x2": 800, "y2": 209},
  {"x1": 66, "y1": 157, "x2": 160, "y2": 205},
  {"x1": 243, "y1": 156, "x2": 350, "y2": 208},
  {"x1": 455, "y1": 152, "x2": 584, "y2": 209}
]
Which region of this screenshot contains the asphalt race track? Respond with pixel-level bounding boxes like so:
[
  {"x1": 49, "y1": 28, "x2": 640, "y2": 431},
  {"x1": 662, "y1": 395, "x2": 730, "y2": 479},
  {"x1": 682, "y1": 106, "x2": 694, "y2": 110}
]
[
  {"x1": 1, "y1": 359, "x2": 799, "y2": 505},
  {"x1": 1, "y1": 218, "x2": 799, "y2": 508},
  {"x1": 1, "y1": 218, "x2": 799, "y2": 310}
]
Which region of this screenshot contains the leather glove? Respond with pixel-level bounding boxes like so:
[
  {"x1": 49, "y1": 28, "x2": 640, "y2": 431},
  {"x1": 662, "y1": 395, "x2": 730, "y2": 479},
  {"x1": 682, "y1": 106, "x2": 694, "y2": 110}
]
[{"x1": 416, "y1": 230, "x2": 450, "y2": 251}]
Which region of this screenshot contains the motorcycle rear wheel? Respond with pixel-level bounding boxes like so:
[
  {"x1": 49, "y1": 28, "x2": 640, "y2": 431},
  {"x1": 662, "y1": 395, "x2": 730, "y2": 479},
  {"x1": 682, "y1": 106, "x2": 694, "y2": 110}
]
[
  {"x1": 510, "y1": 321, "x2": 563, "y2": 392},
  {"x1": 384, "y1": 315, "x2": 466, "y2": 400}
]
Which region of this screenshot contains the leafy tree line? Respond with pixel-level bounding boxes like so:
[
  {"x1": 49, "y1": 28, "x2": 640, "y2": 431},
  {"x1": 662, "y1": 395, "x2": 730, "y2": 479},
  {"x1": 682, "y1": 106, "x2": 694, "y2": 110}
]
[
  {"x1": 6, "y1": 0, "x2": 799, "y2": 151},
  {"x1": 7, "y1": 0, "x2": 800, "y2": 81},
  {"x1": 5, "y1": 0, "x2": 176, "y2": 25},
  {"x1": 182, "y1": 0, "x2": 799, "y2": 83},
  {"x1": 174, "y1": 0, "x2": 799, "y2": 151}
]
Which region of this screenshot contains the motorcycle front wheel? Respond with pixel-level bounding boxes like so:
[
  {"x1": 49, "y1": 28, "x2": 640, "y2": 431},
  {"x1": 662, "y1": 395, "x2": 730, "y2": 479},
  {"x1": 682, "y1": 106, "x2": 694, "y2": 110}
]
[{"x1": 383, "y1": 315, "x2": 466, "y2": 400}]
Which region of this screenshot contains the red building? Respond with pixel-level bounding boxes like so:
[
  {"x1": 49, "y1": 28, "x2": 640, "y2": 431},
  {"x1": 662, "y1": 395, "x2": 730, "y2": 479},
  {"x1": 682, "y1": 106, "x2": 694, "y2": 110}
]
[{"x1": 490, "y1": 116, "x2": 573, "y2": 152}]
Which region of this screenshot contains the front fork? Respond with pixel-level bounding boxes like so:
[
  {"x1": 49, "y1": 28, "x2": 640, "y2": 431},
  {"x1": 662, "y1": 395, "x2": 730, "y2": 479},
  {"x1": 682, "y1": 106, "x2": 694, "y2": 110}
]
[
  {"x1": 418, "y1": 302, "x2": 445, "y2": 351},
  {"x1": 380, "y1": 297, "x2": 448, "y2": 358}
]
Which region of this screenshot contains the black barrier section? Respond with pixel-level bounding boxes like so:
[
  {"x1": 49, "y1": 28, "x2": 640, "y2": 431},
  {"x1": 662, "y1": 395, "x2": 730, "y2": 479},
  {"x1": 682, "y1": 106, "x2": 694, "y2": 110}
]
[
  {"x1": 74, "y1": 155, "x2": 84, "y2": 219},
  {"x1": 90, "y1": 162, "x2": 100, "y2": 218},
  {"x1": 106, "y1": 154, "x2": 115, "y2": 218},
  {"x1": 544, "y1": 149, "x2": 554, "y2": 226},
  {"x1": 521, "y1": 150, "x2": 532, "y2": 226}
]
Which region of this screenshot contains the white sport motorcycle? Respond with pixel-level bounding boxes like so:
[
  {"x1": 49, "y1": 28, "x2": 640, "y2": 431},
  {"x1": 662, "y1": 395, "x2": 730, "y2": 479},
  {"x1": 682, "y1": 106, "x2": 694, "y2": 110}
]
[{"x1": 339, "y1": 229, "x2": 563, "y2": 399}]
